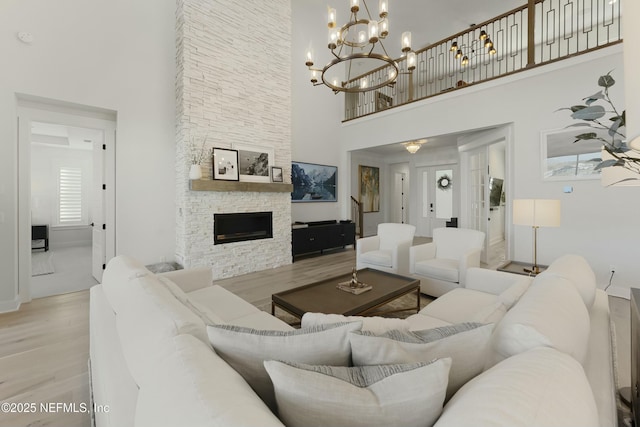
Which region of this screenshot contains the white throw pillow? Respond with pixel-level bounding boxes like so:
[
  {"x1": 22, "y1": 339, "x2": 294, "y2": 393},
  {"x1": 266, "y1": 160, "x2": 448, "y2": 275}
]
[
  {"x1": 264, "y1": 359, "x2": 451, "y2": 427},
  {"x1": 434, "y1": 347, "x2": 599, "y2": 427},
  {"x1": 486, "y1": 273, "x2": 590, "y2": 368},
  {"x1": 207, "y1": 322, "x2": 361, "y2": 411},
  {"x1": 301, "y1": 312, "x2": 410, "y2": 334},
  {"x1": 350, "y1": 323, "x2": 493, "y2": 401}
]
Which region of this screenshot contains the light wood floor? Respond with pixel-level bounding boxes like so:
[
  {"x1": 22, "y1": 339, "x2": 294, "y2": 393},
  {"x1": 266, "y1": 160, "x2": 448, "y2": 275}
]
[
  {"x1": 0, "y1": 245, "x2": 630, "y2": 427},
  {"x1": 0, "y1": 290, "x2": 90, "y2": 427}
]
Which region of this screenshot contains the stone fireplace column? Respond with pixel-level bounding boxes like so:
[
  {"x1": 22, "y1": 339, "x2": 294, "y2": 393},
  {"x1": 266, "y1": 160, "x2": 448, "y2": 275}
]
[{"x1": 175, "y1": 0, "x2": 292, "y2": 279}]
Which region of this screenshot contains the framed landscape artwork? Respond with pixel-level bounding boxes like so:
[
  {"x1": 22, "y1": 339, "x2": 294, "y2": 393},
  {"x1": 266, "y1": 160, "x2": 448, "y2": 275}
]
[
  {"x1": 541, "y1": 127, "x2": 605, "y2": 181},
  {"x1": 212, "y1": 148, "x2": 239, "y2": 181},
  {"x1": 291, "y1": 161, "x2": 337, "y2": 202},
  {"x1": 359, "y1": 165, "x2": 380, "y2": 212},
  {"x1": 234, "y1": 143, "x2": 274, "y2": 183}
]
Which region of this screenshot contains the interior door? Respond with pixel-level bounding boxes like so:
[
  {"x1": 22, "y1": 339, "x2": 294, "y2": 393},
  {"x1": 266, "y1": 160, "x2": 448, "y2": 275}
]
[
  {"x1": 92, "y1": 137, "x2": 106, "y2": 282},
  {"x1": 391, "y1": 172, "x2": 407, "y2": 223},
  {"x1": 416, "y1": 166, "x2": 455, "y2": 237},
  {"x1": 468, "y1": 147, "x2": 490, "y2": 264}
]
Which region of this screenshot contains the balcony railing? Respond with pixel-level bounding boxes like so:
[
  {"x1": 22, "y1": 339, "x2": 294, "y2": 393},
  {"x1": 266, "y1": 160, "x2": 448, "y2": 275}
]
[{"x1": 344, "y1": 0, "x2": 622, "y2": 121}]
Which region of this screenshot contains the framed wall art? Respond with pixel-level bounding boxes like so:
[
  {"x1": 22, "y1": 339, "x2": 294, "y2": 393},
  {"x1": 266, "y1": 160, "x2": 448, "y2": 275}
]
[
  {"x1": 359, "y1": 165, "x2": 380, "y2": 212},
  {"x1": 291, "y1": 161, "x2": 337, "y2": 202},
  {"x1": 541, "y1": 127, "x2": 605, "y2": 181},
  {"x1": 234, "y1": 143, "x2": 274, "y2": 183},
  {"x1": 271, "y1": 166, "x2": 283, "y2": 183},
  {"x1": 212, "y1": 148, "x2": 239, "y2": 181}
]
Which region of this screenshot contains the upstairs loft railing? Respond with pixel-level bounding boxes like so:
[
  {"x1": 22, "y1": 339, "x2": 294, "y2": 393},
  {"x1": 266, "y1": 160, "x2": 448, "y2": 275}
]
[{"x1": 344, "y1": 0, "x2": 622, "y2": 121}]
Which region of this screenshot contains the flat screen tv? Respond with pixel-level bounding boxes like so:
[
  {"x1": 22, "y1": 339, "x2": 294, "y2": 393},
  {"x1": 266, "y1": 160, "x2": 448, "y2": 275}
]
[
  {"x1": 489, "y1": 177, "x2": 504, "y2": 207},
  {"x1": 291, "y1": 161, "x2": 337, "y2": 202}
]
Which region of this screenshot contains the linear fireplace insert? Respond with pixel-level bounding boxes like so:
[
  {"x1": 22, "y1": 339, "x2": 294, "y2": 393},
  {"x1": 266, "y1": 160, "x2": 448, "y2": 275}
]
[{"x1": 214, "y1": 212, "x2": 273, "y2": 245}]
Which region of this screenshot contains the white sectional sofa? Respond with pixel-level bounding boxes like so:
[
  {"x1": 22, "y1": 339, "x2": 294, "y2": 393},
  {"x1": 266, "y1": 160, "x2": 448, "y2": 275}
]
[{"x1": 89, "y1": 254, "x2": 617, "y2": 427}]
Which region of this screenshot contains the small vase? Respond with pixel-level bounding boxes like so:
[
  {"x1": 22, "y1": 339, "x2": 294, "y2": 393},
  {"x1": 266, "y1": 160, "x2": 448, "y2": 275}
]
[{"x1": 189, "y1": 164, "x2": 202, "y2": 180}]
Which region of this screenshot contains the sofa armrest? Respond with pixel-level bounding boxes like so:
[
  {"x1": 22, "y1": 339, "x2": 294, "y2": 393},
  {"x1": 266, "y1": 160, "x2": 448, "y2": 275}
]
[
  {"x1": 459, "y1": 248, "x2": 482, "y2": 285},
  {"x1": 391, "y1": 239, "x2": 413, "y2": 275},
  {"x1": 158, "y1": 267, "x2": 213, "y2": 293},
  {"x1": 357, "y1": 235, "x2": 380, "y2": 256},
  {"x1": 464, "y1": 267, "x2": 533, "y2": 295},
  {"x1": 409, "y1": 242, "x2": 436, "y2": 274}
]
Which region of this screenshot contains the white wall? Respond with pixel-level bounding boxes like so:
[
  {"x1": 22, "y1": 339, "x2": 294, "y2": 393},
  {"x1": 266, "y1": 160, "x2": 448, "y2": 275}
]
[
  {"x1": 0, "y1": 0, "x2": 176, "y2": 308},
  {"x1": 291, "y1": 0, "x2": 344, "y2": 223}
]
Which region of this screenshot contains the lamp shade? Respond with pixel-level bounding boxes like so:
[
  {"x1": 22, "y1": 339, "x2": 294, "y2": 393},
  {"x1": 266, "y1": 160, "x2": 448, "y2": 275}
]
[{"x1": 513, "y1": 199, "x2": 561, "y2": 227}]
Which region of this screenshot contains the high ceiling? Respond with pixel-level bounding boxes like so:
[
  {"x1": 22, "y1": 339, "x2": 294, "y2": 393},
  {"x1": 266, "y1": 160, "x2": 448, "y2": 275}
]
[{"x1": 306, "y1": 0, "x2": 525, "y2": 156}]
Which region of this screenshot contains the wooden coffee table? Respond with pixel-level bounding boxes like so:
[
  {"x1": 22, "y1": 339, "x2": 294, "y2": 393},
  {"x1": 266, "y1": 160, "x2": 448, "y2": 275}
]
[{"x1": 271, "y1": 268, "x2": 420, "y2": 321}]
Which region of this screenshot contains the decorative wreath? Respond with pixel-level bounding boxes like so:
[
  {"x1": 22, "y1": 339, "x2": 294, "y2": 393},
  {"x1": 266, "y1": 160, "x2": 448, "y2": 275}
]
[{"x1": 437, "y1": 174, "x2": 452, "y2": 191}]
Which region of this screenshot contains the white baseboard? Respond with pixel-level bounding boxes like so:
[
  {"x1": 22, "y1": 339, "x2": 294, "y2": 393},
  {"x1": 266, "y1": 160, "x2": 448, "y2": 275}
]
[{"x1": 0, "y1": 297, "x2": 21, "y2": 313}]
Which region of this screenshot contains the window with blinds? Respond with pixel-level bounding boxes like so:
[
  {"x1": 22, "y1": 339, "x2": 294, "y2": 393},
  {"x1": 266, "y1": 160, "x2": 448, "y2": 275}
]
[{"x1": 58, "y1": 166, "x2": 84, "y2": 225}]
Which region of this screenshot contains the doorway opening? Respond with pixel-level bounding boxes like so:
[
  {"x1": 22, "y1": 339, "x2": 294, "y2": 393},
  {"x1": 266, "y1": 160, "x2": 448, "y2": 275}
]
[{"x1": 17, "y1": 97, "x2": 116, "y2": 302}]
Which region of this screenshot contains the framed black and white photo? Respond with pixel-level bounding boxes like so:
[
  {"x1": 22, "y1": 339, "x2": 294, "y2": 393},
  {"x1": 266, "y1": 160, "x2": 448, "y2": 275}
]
[
  {"x1": 234, "y1": 143, "x2": 274, "y2": 183},
  {"x1": 271, "y1": 166, "x2": 283, "y2": 183},
  {"x1": 212, "y1": 148, "x2": 239, "y2": 181}
]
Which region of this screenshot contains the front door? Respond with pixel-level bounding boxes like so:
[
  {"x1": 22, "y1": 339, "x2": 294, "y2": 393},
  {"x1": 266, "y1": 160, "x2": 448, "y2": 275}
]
[{"x1": 416, "y1": 165, "x2": 456, "y2": 237}]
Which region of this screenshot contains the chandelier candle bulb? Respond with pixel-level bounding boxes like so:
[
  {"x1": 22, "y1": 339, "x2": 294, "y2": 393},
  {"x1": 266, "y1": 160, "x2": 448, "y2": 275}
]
[
  {"x1": 328, "y1": 7, "x2": 336, "y2": 28},
  {"x1": 358, "y1": 30, "x2": 367, "y2": 44},
  {"x1": 401, "y1": 31, "x2": 411, "y2": 52},
  {"x1": 305, "y1": 49, "x2": 314, "y2": 67},
  {"x1": 379, "y1": 0, "x2": 388, "y2": 17},
  {"x1": 407, "y1": 51, "x2": 416, "y2": 71},
  {"x1": 350, "y1": 0, "x2": 360, "y2": 12},
  {"x1": 310, "y1": 69, "x2": 318, "y2": 84},
  {"x1": 368, "y1": 21, "x2": 379, "y2": 43},
  {"x1": 328, "y1": 28, "x2": 338, "y2": 49},
  {"x1": 379, "y1": 17, "x2": 389, "y2": 38}
]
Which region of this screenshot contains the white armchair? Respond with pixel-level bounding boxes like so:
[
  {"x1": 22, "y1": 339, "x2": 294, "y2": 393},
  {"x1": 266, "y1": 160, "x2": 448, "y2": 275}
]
[
  {"x1": 410, "y1": 227, "x2": 485, "y2": 297},
  {"x1": 356, "y1": 223, "x2": 416, "y2": 275}
]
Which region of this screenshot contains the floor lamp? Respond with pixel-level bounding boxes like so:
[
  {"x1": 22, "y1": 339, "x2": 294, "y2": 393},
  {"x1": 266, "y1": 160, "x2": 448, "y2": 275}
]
[{"x1": 513, "y1": 199, "x2": 561, "y2": 274}]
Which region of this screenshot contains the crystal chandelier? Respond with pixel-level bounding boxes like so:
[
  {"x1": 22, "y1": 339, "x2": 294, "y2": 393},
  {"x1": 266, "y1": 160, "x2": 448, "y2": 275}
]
[
  {"x1": 304, "y1": 0, "x2": 415, "y2": 94},
  {"x1": 403, "y1": 139, "x2": 426, "y2": 154}
]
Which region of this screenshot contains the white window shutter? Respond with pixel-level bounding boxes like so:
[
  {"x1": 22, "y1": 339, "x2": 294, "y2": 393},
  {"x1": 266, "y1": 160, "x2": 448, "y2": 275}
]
[{"x1": 58, "y1": 167, "x2": 83, "y2": 224}]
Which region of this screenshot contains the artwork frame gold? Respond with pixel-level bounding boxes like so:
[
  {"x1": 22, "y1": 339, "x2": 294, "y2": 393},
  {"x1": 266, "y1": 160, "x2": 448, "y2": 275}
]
[{"x1": 359, "y1": 165, "x2": 380, "y2": 213}]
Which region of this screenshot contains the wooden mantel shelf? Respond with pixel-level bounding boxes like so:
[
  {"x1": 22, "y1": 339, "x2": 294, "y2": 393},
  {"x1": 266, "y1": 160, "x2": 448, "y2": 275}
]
[{"x1": 190, "y1": 180, "x2": 293, "y2": 193}]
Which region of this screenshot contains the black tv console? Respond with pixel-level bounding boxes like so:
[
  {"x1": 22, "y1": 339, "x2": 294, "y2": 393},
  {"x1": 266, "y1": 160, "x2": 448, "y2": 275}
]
[{"x1": 292, "y1": 220, "x2": 355, "y2": 261}]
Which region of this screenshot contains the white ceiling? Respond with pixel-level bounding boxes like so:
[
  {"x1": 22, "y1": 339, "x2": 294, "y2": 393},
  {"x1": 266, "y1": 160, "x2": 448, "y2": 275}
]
[{"x1": 31, "y1": 122, "x2": 102, "y2": 151}]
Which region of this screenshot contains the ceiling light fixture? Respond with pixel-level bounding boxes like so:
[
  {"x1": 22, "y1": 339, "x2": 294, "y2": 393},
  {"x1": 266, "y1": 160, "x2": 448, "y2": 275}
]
[
  {"x1": 449, "y1": 28, "x2": 497, "y2": 67},
  {"x1": 403, "y1": 139, "x2": 426, "y2": 154},
  {"x1": 305, "y1": 0, "x2": 416, "y2": 94}
]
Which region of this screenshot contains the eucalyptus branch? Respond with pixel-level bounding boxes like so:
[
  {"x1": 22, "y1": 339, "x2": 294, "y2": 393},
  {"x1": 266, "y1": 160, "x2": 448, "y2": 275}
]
[{"x1": 559, "y1": 71, "x2": 640, "y2": 181}]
